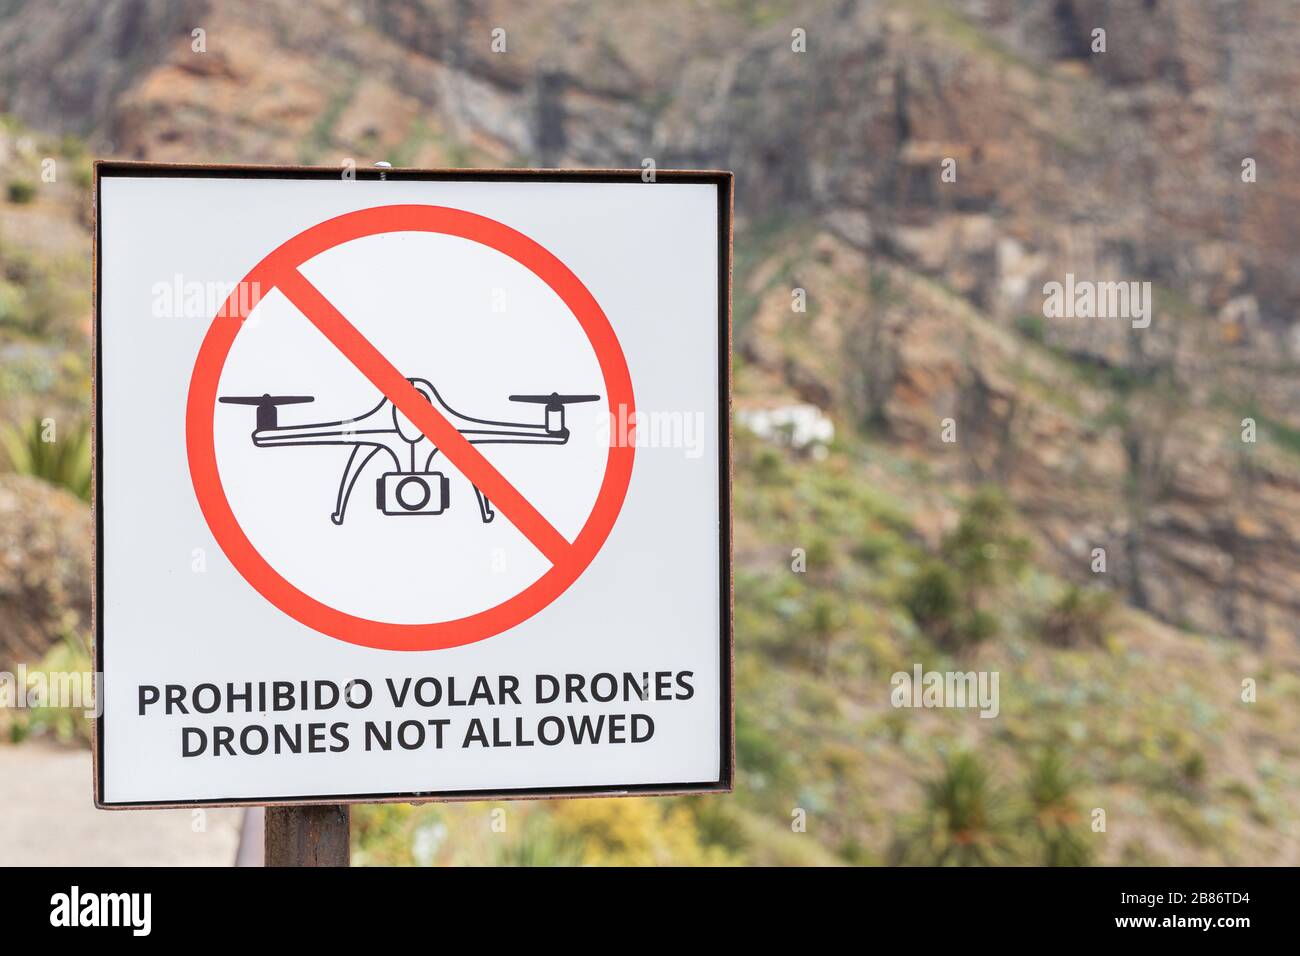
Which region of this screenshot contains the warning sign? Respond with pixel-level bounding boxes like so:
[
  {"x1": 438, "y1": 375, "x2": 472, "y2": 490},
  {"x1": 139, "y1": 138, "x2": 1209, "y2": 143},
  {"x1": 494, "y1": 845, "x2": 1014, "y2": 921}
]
[
  {"x1": 188, "y1": 204, "x2": 636, "y2": 651},
  {"x1": 94, "y1": 165, "x2": 732, "y2": 807}
]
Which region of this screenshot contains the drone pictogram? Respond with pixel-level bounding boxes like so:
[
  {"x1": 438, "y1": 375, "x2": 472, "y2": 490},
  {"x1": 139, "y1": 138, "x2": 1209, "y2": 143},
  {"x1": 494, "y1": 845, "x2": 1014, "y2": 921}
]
[{"x1": 220, "y1": 380, "x2": 600, "y2": 525}]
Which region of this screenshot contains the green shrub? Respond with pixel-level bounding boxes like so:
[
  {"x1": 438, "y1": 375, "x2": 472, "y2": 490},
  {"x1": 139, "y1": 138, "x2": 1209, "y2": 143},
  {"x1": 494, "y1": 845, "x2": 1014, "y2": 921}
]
[
  {"x1": 2, "y1": 632, "x2": 94, "y2": 746},
  {"x1": 0, "y1": 279, "x2": 24, "y2": 328},
  {"x1": 891, "y1": 751, "x2": 1015, "y2": 866},
  {"x1": 1014, "y1": 312, "x2": 1047, "y2": 342},
  {"x1": 1040, "y1": 585, "x2": 1115, "y2": 647},
  {"x1": 940, "y1": 487, "x2": 1030, "y2": 590},
  {"x1": 59, "y1": 134, "x2": 86, "y2": 159},
  {"x1": 960, "y1": 608, "x2": 998, "y2": 646},
  {"x1": 902, "y1": 488, "x2": 1030, "y2": 649},
  {"x1": 491, "y1": 811, "x2": 583, "y2": 867},
  {"x1": 804, "y1": 535, "x2": 834, "y2": 571},
  {"x1": 0, "y1": 415, "x2": 92, "y2": 501},
  {"x1": 689, "y1": 798, "x2": 750, "y2": 855},
  {"x1": 735, "y1": 705, "x2": 794, "y2": 793},
  {"x1": 902, "y1": 560, "x2": 961, "y2": 638},
  {"x1": 6, "y1": 179, "x2": 36, "y2": 204},
  {"x1": 1180, "y1": 749, "x2": 1208, "y2": 789},
  {"x1": 901, "y1": 562, "x2": 1001, "y2": 649},
  {"x1": 802, "y1": 593, "x2": 841, "y2": 669},
  {"x1": 0, "y1": 236, "x2": 85, "y2": 339},
  {"x1": 753, "y1": 446, "x2": 786, "y2": 485},
  {"x1": 1026, "y1": 749, "x2": 1092, "y2": 866}
]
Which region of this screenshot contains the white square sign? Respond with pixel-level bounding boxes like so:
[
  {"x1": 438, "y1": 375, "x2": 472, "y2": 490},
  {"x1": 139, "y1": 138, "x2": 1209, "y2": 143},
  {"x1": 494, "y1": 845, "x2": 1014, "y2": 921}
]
[{"x1": 93, "y1": 165, "x2": 732, "y2": 807}]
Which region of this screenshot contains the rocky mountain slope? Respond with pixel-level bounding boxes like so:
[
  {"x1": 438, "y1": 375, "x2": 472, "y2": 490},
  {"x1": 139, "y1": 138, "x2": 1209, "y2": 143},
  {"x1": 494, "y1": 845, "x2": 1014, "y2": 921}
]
[{"x1": 4, "y1": 0, "x2": 1296, "y2": 646}]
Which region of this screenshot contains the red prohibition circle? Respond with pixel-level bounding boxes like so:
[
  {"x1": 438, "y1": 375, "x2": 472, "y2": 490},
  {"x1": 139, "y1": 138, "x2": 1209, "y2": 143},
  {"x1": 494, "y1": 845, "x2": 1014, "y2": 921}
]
[{"x1": 186, "y1": 205, "x2": 636, "y2": 651}]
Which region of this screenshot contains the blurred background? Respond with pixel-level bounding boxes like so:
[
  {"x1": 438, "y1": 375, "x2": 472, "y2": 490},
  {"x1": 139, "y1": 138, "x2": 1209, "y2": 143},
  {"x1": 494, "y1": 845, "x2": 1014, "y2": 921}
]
[{"x1": 1, "y1": 0, "x2": 1298, "y2": 865}]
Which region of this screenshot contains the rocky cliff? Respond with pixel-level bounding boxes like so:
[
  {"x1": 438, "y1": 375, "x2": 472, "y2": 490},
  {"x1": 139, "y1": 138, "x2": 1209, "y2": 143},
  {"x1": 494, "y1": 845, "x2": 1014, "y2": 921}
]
[{"x1": 2, "y1": 0, "x2": 1296, "y2": 647}]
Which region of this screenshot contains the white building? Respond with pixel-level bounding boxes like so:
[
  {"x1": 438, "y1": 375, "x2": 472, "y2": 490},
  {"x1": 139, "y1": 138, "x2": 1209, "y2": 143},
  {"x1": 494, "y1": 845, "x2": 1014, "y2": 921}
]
[{"x1": 736, "y1": 403, "x2": 834, "y2": 458}]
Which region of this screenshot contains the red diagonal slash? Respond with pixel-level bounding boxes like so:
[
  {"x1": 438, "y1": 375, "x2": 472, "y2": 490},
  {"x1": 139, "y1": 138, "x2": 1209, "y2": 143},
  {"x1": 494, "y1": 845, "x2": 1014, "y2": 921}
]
[{"x1": 275, "y1": 266, "x2": 573, "y2": 565}]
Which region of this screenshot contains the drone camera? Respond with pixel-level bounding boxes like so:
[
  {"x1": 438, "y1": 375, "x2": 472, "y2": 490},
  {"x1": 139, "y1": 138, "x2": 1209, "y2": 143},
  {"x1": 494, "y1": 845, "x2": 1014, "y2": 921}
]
[{"x1": 377, "y1": 471, "x2": 449, "y2": 516}]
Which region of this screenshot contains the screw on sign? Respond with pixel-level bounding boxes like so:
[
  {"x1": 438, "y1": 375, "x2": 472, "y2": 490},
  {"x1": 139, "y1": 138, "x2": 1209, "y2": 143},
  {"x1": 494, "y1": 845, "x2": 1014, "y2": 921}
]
[{"x1": 186, "y1": 204, "x2": 637, "y2": 651}]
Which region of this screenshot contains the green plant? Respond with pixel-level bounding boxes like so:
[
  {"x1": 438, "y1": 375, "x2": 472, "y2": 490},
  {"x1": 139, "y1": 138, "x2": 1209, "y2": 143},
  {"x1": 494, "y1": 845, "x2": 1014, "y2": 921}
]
[
  {"x1": 1180, "y1": 749, "x2": 1208, "y2": 789},
  {"x1": 1014, "y1": 312, "x2": 1047, "y2": 342},
  {"x1": 735, "y1": 704, "x2": 795, "y2": 793},
  {"x1": 491, "y1": 812, "x2": 583, "y2": 867},
  {"x1": 961, "y1": 608, "x2": 998, "y2": 645},
  {"x1": 1025, "y1": 749, "x2": 1092, "y2": 866},
  {"x1": 0, "y1": 235, "x2": 86, "y2": 339},
  {"x1": 0, "y1": 415, "x2": 92, "y2": 500},
  {"x1": 1040, "y1": 585, "x2": 1115, "y2": 647},
  {"x1": 891, "y1": 751, "x2": 1015, "y2": 865},
  {"x1": 688, "y1": 798, "x2": 750, "y2": 856},
  {"x1": 805, "y1": 535, "x2": 834, "y2": 571},
  {"x1": 1, "y1": 632, "x2": 94, "y2": 746},
  {"x1": 6, "y1": 179, "x2": 36, "y2": 204},
  {"x1": 940, "y1": 487, "x2": 1030, "y2": 592},
  {"x1": 59, "y1": 134, "x2": 86, "y2": 159},
  {"x1": 803, "y1": 592, "x2": 841, "y2": 671},
  {"x1": 902, "y1": 560, "x2": 961, "y2": 640},
  {"x1": 902, "y1": 488, "x2": 1031, "y2": 649},
  {"x1": 752, "y1": 446, "x2": 786, "y2": 485}
]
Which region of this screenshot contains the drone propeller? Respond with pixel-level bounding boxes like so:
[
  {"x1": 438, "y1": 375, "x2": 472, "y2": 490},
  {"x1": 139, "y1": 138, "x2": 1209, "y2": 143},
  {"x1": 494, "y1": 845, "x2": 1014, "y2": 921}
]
[
  {"x1": 509, "y1": 393, "x2": 601, "y2": 406},
  {"x1": 219, "y1": 394, "x2": 314, "y2": 430},
  {"x1": 509, "y1": 393, "x2": 600, "y2": 434}
]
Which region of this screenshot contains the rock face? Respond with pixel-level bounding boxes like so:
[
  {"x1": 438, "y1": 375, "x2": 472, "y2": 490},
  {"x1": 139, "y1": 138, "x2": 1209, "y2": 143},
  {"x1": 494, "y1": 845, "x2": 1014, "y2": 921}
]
[
  {"x1": 0, "y1": 0, "x2": 203, "y2": 136},
  {"x1": 736, "y1": 225, "x2": 1300, "y2": 649},
  {"x1": 0, "y1": 0, "x2": 1296, "y2": 647},
  {"x1": 2, "y1": 0, "x2": 1293, "y2": 330},
  {"x1": 872, "y1": 267, "x2": 1300, "y2": 650},
  {"x1": 0, "y1": 476, "x2": 92, "y2": 668},
  {"x1": 4, "y1": 0, "x2": 1292, "y2": 351}
]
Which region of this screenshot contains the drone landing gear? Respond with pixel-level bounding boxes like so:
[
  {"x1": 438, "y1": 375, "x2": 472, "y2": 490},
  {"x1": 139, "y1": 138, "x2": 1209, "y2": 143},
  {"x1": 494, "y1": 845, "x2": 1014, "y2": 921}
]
[
  {"x1": 473, "y1": 485, "x2": 495, "y2": 523},
  {"x1": 332, "y1": 446, "x2": 383, "y2": 525}
]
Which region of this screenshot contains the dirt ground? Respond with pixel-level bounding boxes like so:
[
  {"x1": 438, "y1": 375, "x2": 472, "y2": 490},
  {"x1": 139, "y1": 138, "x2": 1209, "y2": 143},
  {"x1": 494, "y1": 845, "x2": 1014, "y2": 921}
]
[{"x1": 0, "y1": 742, "x2": 246, "y2": 866}]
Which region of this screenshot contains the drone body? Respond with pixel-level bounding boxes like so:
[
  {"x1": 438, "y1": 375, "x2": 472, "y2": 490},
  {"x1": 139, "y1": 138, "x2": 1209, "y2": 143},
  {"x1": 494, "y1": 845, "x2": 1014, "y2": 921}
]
[{"x1": 219, "y1": 378, "x2": 599, "y2": 525}]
